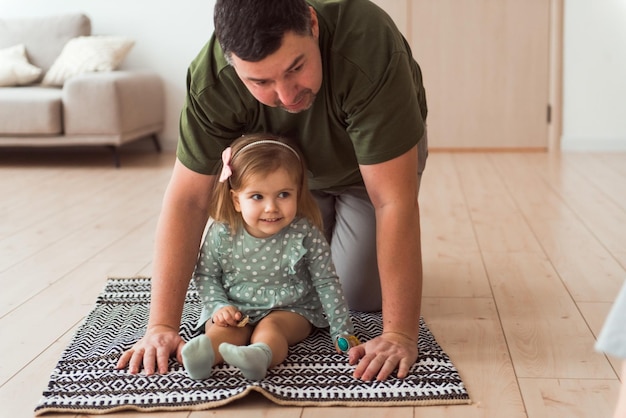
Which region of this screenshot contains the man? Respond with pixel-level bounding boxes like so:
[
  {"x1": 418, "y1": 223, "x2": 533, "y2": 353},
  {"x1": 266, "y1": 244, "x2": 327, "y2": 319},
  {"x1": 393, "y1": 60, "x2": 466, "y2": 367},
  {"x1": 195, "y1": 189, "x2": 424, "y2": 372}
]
[{"x1": 117, "y1": 0, "x2": 428, "y2": 382}]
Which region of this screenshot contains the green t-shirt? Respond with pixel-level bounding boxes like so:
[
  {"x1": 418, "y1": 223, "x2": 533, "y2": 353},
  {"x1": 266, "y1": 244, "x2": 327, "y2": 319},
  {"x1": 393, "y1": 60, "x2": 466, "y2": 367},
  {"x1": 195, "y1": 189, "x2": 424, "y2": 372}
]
[{"x1": 177, "y1": 0, "x2": 427, "y2": 191}]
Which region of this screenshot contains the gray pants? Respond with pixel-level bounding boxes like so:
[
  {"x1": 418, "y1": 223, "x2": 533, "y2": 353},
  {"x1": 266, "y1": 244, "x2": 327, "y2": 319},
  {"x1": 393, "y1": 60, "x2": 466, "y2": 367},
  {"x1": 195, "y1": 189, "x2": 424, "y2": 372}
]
[{"x1": 312, "y1": 132, "x2": 428, "y2": 312}]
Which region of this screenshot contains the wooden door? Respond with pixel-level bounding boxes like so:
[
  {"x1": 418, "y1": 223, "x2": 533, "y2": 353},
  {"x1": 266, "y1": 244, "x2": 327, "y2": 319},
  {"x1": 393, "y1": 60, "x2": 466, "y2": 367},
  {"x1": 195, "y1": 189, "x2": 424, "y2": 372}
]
[{"x1": 372, "y1": 0, "x2": 553, "y2": 149}]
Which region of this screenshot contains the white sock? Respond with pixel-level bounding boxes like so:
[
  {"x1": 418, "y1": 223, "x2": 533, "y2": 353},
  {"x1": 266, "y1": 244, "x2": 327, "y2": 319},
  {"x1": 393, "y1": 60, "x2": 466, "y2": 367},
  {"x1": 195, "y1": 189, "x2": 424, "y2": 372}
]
[
  {"x1": 218, "y1": 342, "x2": 272, "y2": 380},
  {"x1": 181, "y1": 335, "x2": 215, "y2": 380}
]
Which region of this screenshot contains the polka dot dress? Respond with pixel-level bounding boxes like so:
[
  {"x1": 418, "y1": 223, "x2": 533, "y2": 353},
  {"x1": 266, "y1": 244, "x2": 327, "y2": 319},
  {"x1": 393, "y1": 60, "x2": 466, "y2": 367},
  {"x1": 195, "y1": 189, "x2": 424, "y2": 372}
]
[{"x1": 193, "y1": 218, "x2": 354, "y2": 340}]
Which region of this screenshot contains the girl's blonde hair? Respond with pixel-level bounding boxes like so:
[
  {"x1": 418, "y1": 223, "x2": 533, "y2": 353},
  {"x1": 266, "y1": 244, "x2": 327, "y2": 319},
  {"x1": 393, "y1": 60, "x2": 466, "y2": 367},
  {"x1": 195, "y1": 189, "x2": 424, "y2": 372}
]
[{"x1": 210, "y1": 133, "x2": 323, "y2": 234}]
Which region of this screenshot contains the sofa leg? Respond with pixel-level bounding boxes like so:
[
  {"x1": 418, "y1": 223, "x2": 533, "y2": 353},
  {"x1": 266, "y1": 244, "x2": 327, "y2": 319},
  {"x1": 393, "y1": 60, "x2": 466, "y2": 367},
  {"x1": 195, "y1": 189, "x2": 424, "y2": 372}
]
[
  {"x1": 151, "y1": 134, "x2": 162, "y2": 153},
  {"x1": 108, "y1": 146, "x2": 121, "y2": 168}
]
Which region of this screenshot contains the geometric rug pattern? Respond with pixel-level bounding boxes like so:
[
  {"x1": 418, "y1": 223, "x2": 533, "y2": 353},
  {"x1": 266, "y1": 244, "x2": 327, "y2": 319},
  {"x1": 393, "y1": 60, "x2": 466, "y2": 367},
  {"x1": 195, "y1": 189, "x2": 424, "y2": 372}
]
[{"x1": 35, "y1": 277, "x2": 471, "y2": 415}]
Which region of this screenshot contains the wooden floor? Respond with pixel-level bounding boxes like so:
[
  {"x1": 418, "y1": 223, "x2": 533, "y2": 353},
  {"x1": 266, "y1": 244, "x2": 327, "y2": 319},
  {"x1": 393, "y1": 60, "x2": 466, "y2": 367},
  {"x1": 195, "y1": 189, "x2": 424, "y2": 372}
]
[{"x1": 0, "y1": 148, "x2": 624, "y2": 418}]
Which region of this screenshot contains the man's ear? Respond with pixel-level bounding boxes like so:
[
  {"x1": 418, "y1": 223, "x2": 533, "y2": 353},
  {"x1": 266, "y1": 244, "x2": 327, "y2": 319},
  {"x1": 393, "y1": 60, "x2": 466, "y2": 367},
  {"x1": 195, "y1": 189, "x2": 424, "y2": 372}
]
[
  {"x1": 231, "y1": 190, "x2": 242, "y2": 212},
  {"x1": 309, "y1": 6, "x2": 319, "y2": 38}
]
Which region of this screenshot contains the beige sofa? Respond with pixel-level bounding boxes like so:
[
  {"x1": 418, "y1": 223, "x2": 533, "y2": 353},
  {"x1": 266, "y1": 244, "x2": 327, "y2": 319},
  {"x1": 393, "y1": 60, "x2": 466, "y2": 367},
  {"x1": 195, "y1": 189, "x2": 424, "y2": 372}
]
[{"x1": 0, "y1": 13, "x2": 164, "y2": 167}]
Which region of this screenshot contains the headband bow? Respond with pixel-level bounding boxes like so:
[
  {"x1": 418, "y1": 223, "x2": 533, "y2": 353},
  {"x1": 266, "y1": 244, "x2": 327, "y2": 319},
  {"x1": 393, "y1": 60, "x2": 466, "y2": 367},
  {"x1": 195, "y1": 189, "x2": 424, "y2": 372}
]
[{"x1": 218, "y1": 147, "x2": 233, "y2": 183}]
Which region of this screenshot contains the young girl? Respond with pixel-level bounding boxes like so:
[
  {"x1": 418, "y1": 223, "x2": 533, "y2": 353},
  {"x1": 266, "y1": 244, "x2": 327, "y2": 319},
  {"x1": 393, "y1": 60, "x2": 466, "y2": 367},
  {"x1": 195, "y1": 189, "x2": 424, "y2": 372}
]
[{"x1": 181, "y1": 133, "x2": 358, "y2": 380}]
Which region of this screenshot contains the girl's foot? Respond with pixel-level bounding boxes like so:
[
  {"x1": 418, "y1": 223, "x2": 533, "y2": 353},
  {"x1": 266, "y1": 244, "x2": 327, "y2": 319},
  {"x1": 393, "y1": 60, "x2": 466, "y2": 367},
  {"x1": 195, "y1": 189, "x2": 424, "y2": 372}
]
[
  {"x1": 181, "y1": 335, "x2": 215, "y2": 379},
  {"x1": 218, "y1": 342, "x2": 272, "y2": 380}
]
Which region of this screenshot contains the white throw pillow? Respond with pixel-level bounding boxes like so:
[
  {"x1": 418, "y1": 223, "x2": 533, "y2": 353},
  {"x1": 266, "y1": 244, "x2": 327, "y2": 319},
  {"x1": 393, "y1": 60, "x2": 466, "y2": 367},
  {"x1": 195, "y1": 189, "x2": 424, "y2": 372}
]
[
  {"x1": 42, "y1": 36, "x2": 135, "y2": 86},
  {"x1": 0, "y1": 44, "x2": 43, "y2": 87}
]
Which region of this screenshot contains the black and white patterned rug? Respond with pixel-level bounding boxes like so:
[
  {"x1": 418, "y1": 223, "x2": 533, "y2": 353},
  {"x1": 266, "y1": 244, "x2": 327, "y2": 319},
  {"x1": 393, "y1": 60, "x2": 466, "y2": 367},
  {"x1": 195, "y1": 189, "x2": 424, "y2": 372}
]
[{"x1": 35, "y1": 278, "x2": 470, "y2": 415}]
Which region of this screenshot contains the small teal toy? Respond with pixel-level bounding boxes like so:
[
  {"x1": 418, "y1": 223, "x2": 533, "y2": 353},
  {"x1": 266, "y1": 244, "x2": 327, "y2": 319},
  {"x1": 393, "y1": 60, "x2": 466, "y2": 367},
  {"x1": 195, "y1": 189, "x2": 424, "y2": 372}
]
[{"x1": 335, "y1": 335, "x2": 361, "y2": 353}]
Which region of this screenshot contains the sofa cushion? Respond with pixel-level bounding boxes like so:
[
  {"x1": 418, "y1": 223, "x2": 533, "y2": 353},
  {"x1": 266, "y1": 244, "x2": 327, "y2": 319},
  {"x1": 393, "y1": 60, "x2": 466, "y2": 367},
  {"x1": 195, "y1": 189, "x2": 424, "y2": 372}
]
[
  {"x1": 42, "y1": 36, "x2": 135, "y2": 86},
  {"x1": 0, "y1": 87, "x2": 63, "y2": 135},
  {"x1": 0, "y1": 44, "x2": 43, "y2": 86},
  {"x1": 0, "y1": 14, "x2": 91, "y2": 73}
]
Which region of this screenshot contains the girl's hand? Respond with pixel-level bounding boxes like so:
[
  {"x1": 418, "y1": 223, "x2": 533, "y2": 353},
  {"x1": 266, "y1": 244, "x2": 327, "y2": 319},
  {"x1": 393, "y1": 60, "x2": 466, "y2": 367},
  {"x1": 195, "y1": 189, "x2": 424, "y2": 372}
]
[{"x1": 211, "y1": 306, "x2": 244, "y2": 327}]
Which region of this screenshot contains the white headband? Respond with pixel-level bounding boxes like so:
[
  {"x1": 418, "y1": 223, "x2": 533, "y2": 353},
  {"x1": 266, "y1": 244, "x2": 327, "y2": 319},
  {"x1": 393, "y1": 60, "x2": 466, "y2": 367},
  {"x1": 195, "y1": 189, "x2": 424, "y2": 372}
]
[
  {"x1": 235, "y1": 140, "x2": 300, "y2": 161},
  {"x1": 219, "y1": 139, "x2": 301, "y2": 183}
]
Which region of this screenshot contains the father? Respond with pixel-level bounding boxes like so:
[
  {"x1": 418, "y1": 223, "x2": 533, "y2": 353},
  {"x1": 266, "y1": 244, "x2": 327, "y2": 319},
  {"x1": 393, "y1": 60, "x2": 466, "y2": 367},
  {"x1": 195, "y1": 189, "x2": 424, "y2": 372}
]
[{"x1": 117, "y1": 0, "x2": 428, "y2": 381}]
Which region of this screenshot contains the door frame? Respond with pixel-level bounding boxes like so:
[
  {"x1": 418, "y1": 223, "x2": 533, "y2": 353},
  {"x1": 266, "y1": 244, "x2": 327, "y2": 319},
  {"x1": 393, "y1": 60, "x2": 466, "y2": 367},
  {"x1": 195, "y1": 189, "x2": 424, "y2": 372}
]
[{"x1": 548, "y1": 0, "x2": 563, "y2": 151}]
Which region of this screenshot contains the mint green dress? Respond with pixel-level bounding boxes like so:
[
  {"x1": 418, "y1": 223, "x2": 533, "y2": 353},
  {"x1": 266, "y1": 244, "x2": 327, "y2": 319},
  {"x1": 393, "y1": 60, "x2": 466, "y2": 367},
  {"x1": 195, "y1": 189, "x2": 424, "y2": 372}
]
[{"x1": 193, "y1": 218, "x2": 354, "y2": 341}]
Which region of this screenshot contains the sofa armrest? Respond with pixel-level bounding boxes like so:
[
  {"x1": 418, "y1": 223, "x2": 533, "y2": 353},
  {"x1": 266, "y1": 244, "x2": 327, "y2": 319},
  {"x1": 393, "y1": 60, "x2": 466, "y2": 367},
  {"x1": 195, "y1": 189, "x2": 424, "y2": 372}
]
[{"x1": 62, "y1": 71, "x2": 164, "y2": 138}]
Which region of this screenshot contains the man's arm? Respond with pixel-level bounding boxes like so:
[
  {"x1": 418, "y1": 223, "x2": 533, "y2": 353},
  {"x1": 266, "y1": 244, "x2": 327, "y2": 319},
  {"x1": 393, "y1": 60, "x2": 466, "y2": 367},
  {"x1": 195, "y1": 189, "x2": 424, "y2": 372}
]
[
  {"x1": 117, "y1": 159, "x2": 216, "y2": 375},
  {"x1": 349, "y1": 144, "x2": 422, "y2": 381}
]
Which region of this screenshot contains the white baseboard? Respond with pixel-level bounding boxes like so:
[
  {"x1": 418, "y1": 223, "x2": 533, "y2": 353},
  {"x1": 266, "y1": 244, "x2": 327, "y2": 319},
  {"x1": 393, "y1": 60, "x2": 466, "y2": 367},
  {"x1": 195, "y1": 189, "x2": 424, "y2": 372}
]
[{"x1": 560, "y1": 136, "x2": 626, "y2": 151}]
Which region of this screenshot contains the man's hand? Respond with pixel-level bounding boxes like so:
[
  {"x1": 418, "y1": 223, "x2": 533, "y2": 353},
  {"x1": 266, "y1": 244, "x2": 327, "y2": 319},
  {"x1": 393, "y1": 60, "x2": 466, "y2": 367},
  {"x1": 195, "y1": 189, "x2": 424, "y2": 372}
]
[
  {"x1": 348, "y1": 332, "x2": 418, "y2": 381},
  {"x1": 115, "y1": 324, "x2": 185, "y2": 375}
]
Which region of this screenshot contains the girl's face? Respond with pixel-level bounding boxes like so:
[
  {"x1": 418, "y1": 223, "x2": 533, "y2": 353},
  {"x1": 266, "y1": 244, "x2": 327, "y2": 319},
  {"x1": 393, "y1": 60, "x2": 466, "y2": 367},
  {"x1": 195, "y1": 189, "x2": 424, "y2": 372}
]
[{"x1": 231, "y1": 168, "x2": 299, "y2": 238}]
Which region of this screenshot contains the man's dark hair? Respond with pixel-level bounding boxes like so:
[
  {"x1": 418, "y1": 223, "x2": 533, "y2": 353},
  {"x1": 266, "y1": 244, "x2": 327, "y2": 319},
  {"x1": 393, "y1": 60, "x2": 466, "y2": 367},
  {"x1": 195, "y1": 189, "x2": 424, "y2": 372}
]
[{"x1": 214, "y1": 0, "x2": 312, "y2": 63}]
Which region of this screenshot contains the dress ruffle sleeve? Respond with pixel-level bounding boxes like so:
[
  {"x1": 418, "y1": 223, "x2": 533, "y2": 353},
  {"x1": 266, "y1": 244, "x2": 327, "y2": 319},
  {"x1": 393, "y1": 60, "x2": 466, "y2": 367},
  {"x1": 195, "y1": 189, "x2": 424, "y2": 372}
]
[{"x1": 286, "y1": 227, "x2": 308, "y2": 275}]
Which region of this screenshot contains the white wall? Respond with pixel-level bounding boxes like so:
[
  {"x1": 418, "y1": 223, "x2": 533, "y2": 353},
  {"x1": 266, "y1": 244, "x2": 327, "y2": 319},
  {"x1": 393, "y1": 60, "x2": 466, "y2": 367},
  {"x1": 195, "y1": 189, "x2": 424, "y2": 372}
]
[
  {"x1": 2, "y1": 0, "x2": 625, "y2": 151},
  {"x1": 562, "y1": 0, "x2": 626, "y2": 151},
  {"x1": 1, "y1": 0, "x2": 216, "y2": 151}
]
